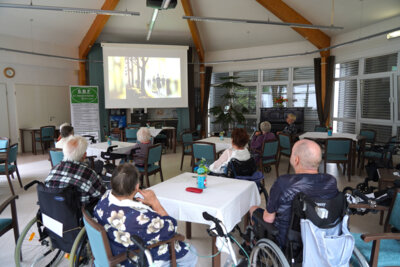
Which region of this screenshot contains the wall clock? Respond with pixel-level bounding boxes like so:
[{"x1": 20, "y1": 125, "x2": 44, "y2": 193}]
[{"x1": 4, "y1": 67, "x2": 15, "y2": 78}]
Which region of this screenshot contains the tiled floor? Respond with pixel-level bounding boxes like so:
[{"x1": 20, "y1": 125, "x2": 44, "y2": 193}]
[{"x1": 0, "y1": 146, "x2": 387, "y2": 266}]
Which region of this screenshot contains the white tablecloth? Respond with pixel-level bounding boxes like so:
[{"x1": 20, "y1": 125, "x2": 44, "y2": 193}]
[
  {"x1": 197, "y1": 137, "x2": 232, "y2": 153},
  {"x1": 148, "y1": 126, "x2": 175, "y2": 137},
  {"x1": 86, "y1": 141, "x2": 136, "y2": 159},
  {"x1": 149, "y1": 172, "x2": 261, "y2": 232},
  {"x1": 299, "y1": 132, "x2": 359, "y2": 141}
]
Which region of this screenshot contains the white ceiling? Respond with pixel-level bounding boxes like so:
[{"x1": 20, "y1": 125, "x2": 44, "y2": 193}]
[{"x1": 0, "y1": 0, "x2": 399, "y2": 53}]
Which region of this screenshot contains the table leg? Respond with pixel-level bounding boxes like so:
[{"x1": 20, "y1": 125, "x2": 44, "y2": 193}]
[
  {"x1": 173, "y1": 128, "x2": 176, "y2": 153},
  {"x1": 186, "y1": 222, "x2": 191, "y2": 239},
  {"x1": 19, "y1": 129, "x2": 25, "y2": 153},
  {"x1": 31, "y1": 130, "x2": 36, "y2": 155},
  {"x1": 212, "y1": 236, "x2": 221, "y2": 267}
]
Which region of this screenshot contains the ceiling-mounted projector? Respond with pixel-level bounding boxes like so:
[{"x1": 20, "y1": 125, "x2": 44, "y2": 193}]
[{"x1": 146, "y1": 0, "x2": 177, "y2": 9}]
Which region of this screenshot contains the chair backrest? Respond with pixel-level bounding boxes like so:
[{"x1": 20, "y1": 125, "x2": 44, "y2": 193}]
[
  {"x1": 0, "y1": 137, "x2": 9, "y2": 152},
  {"x1": 325, "y1": 138, "x2": 352, "y2": 155},
  {"x1": 128, "y1": 123, "x2": 141, "y2": 128},
  {"x1": 262, "y1": 139, "x2": 279, "y2": 159},
  {"x1": 49, "y1": 148, "x2": 64, "y2": 167},
  {"x1": 7, "y1": 143, "x2": 18, "y2": 164},
  {"x1": 40, "y1": 126, "x2": 55, "y2": 140},
  {"x1": 147, "y1": 144, "x2": 162, "y2": 165},
  {"x1": 192, "y1": 142, "x2": 216, "y2": 165},
  {"x1": 82, "y1": 208, "x2": 115, "y2": 267},
  {"x1": 314, "y1": 125, "x2": 327, "y2": 132},
  {"x1": 278, "y1": 133, "x2": 291, "y2": 150},
  {"x1": 387, "y1": 189, "x2": 400, "y2": 231},
  {"x1": 236, "y1": 124, "x2": 245, "y2": 129},
  {"x1": 125, "y1": 127, "x2": 139, "y2": 142},
  {"x1": 196, "y1": 124, "x2": 201, "y2": 131},
  {"x1": 360, "y1": 129, "x2": 376, "y2": 144},
  {"x1": 181, "y1": 132, "x2": 193, "y2": 143}
]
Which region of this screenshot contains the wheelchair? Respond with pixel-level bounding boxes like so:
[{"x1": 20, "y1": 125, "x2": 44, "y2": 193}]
[
  {"x1": 15, "y1": 180, "x2": 92, "y2": 267},
  {"x1": 205, "y1": 191, "x2": 369, "y2": 267}
]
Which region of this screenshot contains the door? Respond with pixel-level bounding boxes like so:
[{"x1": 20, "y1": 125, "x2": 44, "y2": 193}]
[{"x1": 0, "y1": 83, "x2": 10, "y2": 137}]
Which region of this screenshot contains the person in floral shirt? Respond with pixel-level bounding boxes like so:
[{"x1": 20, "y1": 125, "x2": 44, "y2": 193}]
[{"x1": 94, "y1": 163, "x2": 197, "y2": 267}]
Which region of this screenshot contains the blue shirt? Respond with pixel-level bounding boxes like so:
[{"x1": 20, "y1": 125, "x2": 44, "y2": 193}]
[
  {"x1": 267, "y1": 173, "x2": 338, "y2": 247},
  {"x1": 94, "y1": 190, "x2": 189, "y2": 266}
]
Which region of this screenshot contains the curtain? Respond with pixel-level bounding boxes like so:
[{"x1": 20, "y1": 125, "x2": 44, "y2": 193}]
[
  {"x1": 314, "y1": 58, "x2": 323, "y2": 125},
  {"x1": 201, "y1": 66, "x2": 213, "y2": 135}
]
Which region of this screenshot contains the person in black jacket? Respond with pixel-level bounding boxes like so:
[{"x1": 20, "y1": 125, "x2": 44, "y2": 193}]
[{"x1": 249, "y1": 139, "x2": 338, "y2": 248}]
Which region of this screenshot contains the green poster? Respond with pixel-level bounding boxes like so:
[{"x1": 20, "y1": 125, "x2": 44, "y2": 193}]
[{"x1": 70, "y1": 86, "x2": 98, "y2": 104}]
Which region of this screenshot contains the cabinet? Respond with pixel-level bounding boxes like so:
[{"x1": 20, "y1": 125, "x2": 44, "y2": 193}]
[{"x1": 260, "y1": 108, "x2": 304, "y2": 133}]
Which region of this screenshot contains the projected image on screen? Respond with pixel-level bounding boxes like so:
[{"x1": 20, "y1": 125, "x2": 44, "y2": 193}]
[{"x1": 108, "y1": 56, "x2": 181, "y2": 100}]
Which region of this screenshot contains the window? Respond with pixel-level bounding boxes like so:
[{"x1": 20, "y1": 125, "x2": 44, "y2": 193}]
[
  {"x1": 209, "y1": 72, "x2": 229, "y2": 133},
  {"x1": 262, "y1": 68, "x2": 288, "y2": 82},
  {"x1": 234, "y1": 85, "x2": 257, "y2": 114},
  {"x1": 261, "y1": 85, "x2": 287, "y2": 108},
  {"x1": 233, "y1": 70, "x2": 258, "y2": 83},
  {"x1": 364, "y1": 53, "x2": 397, "y2": 74},
  {"x1": 361, "y1": 77, "x2": 391, "y2": 120},
  {"x1": 334, "y1": 80, "x2": 357, "y2": 119},
  {"x1": 335, "y1": 60, "x2": 358, "y2": 78}
]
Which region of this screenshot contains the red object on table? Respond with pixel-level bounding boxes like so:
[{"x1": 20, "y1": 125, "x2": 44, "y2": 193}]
[{"x1": 185, "y1": 187, "x2": 203, "y2": 193}]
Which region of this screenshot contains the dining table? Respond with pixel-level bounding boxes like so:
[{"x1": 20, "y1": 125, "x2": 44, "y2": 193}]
[
  {"x1": 19, "y1": 127, "x2": 59, "y2": 154},
  {"x1": 196, "y1": 137, "x2": 232, "y2": 154}
]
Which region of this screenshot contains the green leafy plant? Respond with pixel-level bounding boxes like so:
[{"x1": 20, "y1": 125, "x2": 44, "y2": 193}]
[
  {"x1": 197, "y1": 158, "x2": 210, "y2": 174},
  {"x1": 209, "y1": 76, "x2": 249, "y2": 132}
]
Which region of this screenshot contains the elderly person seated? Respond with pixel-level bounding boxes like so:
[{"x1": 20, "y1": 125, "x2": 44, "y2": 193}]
[
  {"x1": 250, "y1": 121, "x2": 276, "y2": 163},
  {"x1": 278, "y1": 113, "x2": 297, "y2": 135},
  {"x1": 209, "y1": 128, "x2": 252, "y2": 174},
  {"x1": 131, "y1": 127, "x2": 152, "y2": 167},
  {"x1": 45, "y1": 136, "x2": 106, "y2": 207},
  {"x1": 94, "y1": 163, "x2": 197, "y2": 267},
  {"x1": 55, "y1": 125, "x2": 74, "y2": 149}
]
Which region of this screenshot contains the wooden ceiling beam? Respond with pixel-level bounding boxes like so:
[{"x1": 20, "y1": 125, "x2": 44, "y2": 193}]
[
  {"x1": 256, "y1": 0, "x2": 330, "y2": 57},
  {"x1": 79, "y1": 0, "x2": 120, "y2": 59},
  {"x1": 181, "y1": 0, "x2": 205, "y2": 62}
]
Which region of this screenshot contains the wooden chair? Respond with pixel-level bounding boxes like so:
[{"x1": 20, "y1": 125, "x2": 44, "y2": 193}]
[
  {"x1": 0, "y1": 195, "x2": 19, "y2": 246},
  {"x1": 135, "y1": 144, "x2": 163, "y2": 187},
  {"x1": 180, "y1": 131, "x2": 193, "y2": 170},
  {"x1": 82, "y1": 208, "x2": 184, "y2": 267},
  {"x1": 277, "y1": 133, "x2": 292, "y2": 174},
  {"x1": 0, "y1": 137, "x2": 9, "y2": 164},
  {"x1": 125, "y1": 127, "x2": 139, "y2": 143},
  {"x1": 192, "y1": 142, "x2": 217, "y2": 172},
  {"x1": 0, "y1": 143, "x2": 23, "y2": 195},
  {"x1": 324, "y1": 138, "x2": 352, "y2": 181},
  {"x1": 260, "y1": 139, "x2": 280, "y2": 178},
  {"x1": 352, "y1": 188, "x2": 400, "y2": 267},
  {"x1": 34, "y1": 126, "x2": 56, "y2": 155}
]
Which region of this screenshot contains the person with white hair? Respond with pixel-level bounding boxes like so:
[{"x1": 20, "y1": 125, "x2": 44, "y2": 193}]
[
  {"x1": 250, "y1": 121, "x2": 276, "y2": 163},
  {"x1": 131, "y1": 127, "x2": 152, "y2": 166},
  {"x1": 45, "y1": 136, "x2": 106, "y2": 206}
]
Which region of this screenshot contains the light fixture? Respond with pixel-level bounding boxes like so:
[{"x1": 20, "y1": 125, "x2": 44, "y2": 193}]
[
  {"x1": 146, "y1": 9, "x2": 159, "y2": 41},
  {"x1": 387, "y1": 30, "x2": 400, "y2": 40},
  {"x1": 0, "y1": 3, "x2": 140, "y2": 16},
  {"x1": 182, "y1": 16, "x2": 344, "y2": 30},
  {"x1": 161, "y1": 0, "x2": 172, "y2": 9}
]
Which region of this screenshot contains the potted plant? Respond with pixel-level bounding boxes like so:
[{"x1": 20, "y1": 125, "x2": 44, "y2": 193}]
[
  {"x1": 273, "y1": 96, "x2": 288, "y2": 108},
  {"x1": 209, "y1": 76, "x2": 249, "y2": 133}
]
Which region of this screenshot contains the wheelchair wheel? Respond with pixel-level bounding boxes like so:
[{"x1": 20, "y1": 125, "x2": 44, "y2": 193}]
[
  {"x1": 350, "y1": 247, "x2": 369, "y2": 267},
  {"x1": 69, "y1": 228, "x2": 93, "y2": 267},
  {"x1": 15, "y1": 216, "x2": 64, "y2": 267},
  {"x1": 250, "y1": 239, "x2": 289, "y2": 267}
]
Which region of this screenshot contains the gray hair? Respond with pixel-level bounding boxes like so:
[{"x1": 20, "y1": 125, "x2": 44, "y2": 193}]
[
  {"x1": 59, "y1": 122, "x2": 70, "y2": 131},
  {"x1": 260, "y1": 121, "x2": 272, "y2": 133},
  {"x1": 137, "y1": 127, "x2": 151, "y2": 143},
  {"x1": 292, "y1": 139, "x2": 322, "y2": 170},
  {"x1": 63, "y1": 136, "x2": 88, "y2": 161},
  {"x1": 111, "y1": 163, "x2": 139, "y2": 196}
]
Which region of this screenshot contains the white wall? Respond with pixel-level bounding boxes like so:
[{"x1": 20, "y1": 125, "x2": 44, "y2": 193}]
[
  {"x1": 205, "y1": 16, "x2": 400, "y2": 72},
  {"x1": 0, "y1": 34, "x2": 79, "y2": 149}
]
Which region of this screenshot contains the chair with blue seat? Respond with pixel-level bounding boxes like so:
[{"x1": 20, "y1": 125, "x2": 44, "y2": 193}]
[
  {"x1": 49, "y1": 148, "x2": 64, "y2": 167},
  {"x1": 0, "y1": 137, "x2": 9, "y2": 164},
  {"x1": 180, "y1": 131, "x2": 193, "y2": 170},
  {"x1": 82, "y1": 207, "x2": 184, "y2": 267},
  {"x1": 260, "y1": 139, "x2": 280, "y2": 178},
  {"x1": 0, "y1": 143, "x2": 23, "y2": 195},
  {"x1": 192, "y1": 124, "x2": 202, "y2": 141},
  {"x1": 34, "y1": 125, "x2": 55, "y2": 155},
  {"x1": 0, "y1": 195, "x2": 19, "y2": 246},
  {"x1": 351, "y1": 188, "x2": 400, "y2": 267},
  {"x1": 192, "y1": 142, "x2": 216, "y2": 172},
  {"x1": 277, "y1": 133, "x2": 292, "y2": 174},
  {"x1": 127, "y1": 123, "x2": 141, "y2": 128},
  {"x1": 360, "y1": 129, "x2": 377, "y2": 148},
  {"x1": 314, "y1": 125, "x2": 328, "y2": 132},
  {"x1": 135, "y1": 143, "x2": 163, "y2": 187},
  {"x1": 324, "y1": 138, "x2": 352, "y2": 181},
  {"x1": 125, "y1": 127, "x2": 139, "y2": 143}
]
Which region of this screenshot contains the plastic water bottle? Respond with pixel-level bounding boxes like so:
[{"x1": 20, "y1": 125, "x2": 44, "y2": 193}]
[
  {"x1": 107, "y1": 137, "x2": 112, "y2": 146},
  {"x1": 197, "y1": 168, "x2": 207, "y2": 189}
]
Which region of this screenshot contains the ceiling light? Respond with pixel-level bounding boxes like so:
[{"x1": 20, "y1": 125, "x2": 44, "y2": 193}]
[
  {"x1": 0, "y1": 3, "x2": 140, "y2": 16},
  {"x1": 387, "y1": 30, "x2": 400, "y2": 40},
  {"x1": 161, "y1": 0, "x2": 171, "y2": 9},
  {"x1": 183, "y1": 16, "x2": 343, "y2": 30}
]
